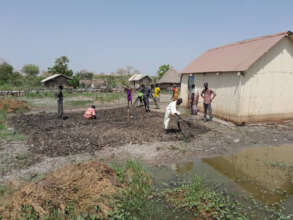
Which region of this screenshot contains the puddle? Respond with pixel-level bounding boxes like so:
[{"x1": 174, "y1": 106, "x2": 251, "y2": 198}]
[{"x1": 203, "y1": 145, "x2": 293, "y2": 204}]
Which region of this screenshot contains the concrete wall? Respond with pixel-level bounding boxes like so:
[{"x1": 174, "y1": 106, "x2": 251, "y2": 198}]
[
  {"x1": 181, "y1": 37, "x2": 293, "y2": 123},
  {"x1": 239, "y1": 37, "x2": 293, "y2": 122},
  {"x1": 181, "y1": 72, "x2": 241, "y2": 122}
]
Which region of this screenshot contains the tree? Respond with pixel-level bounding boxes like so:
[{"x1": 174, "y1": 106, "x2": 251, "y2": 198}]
[
  {"x1": 21, "y1": 64, "x2": 39, "y2": 76},
  {"x1": 48, "y1": 56, "x2": 73, "y2": 77},
  {"x1": 157, "y1": 64, "x2": 170, "y2": 79},
  {"x1": 0, "y1": 62, "x2": 14, "y2": 84},
  {"x1": 76, "y1": 71, "x2": 94, "y2": 80},
  {"x1": 68, "y1": 75, "x2": 80, "y2": 89}
]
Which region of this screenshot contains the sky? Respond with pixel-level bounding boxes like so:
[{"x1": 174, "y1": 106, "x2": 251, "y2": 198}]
[{"x1": 0, "y1": 0, "x2": 293, "y2": 75}]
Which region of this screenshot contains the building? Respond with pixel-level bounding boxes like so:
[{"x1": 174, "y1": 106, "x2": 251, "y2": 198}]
[
  {"x1": 128, "y1": 74, "x2": 152, "y2": 88},
  {"x1": 180, "y1": 31, "x2": 293, "y2": 124},
  {"x1": 158, "y1": 68, "x2": 181, "y2": 90},
  {"x1": 41, "y1": 74, "x2": 72, "y2": 88}
]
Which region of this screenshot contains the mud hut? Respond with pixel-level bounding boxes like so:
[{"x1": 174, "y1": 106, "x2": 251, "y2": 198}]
[
  {"x1": 158, "y1": 68, "x2": 181, "y2": 90},
  {"x1": 180, "y1": 31, "x2": 293, "y2": 124},
  {"x1": 128, "y1": 74, "x2": 152, "y2": 88},
  {"x1": 41, "y1": 74, "x2": 72, "y2": 88}
]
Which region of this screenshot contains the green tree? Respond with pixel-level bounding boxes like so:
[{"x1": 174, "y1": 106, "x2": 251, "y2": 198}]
[
  {"x1": 0, "y1": 63, "x2": 14, "y2": 84},
  {"x1": 68, "y1": 75, "x2": 80, "y2": 89},
  {"x1": 76, "y1": 71, "x2": 94, "y2": 80},
  {"x1": 48, "y1": 56, "x2": 73, "y2": 77},
  {"x1": 21, "y1": 64, "x2": 39, "y2": 76},
  {"x1": 157, "y1": 64, "x2": 170, "y2": 79}
]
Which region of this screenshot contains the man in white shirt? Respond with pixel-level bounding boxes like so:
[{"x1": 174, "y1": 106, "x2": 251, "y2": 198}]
[{"x1": 164, "y1": 98, "x2": 183, "y2": 132}]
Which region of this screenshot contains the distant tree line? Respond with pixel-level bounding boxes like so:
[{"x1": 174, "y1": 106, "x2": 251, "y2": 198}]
[{"x1": 0, "y1": 55, "x2": 170, "y2": 89}]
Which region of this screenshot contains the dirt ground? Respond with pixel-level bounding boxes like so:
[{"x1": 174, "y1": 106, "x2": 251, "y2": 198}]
[
  {"x1": 2, "y1": 99, "x2": 293, "y2": 184},
  {"x1": 0, "y1": 161, "x2": 121, "y2": 218},
  {"x1": 10, "y1": 107, "x2": 208, "y2": 157}
]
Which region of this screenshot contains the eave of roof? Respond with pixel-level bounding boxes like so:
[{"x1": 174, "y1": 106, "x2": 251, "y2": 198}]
[
  {"x1": 181, "y1": 31, "x2": 292, "y2": 75},
  {"x1": 41, "y1": 74, "x2": 72, "y2": 83}
]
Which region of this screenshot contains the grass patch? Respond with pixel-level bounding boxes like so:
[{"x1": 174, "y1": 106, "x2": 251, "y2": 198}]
[
  {"x1": 0, "y1": 110, "x2": 24, "y2": 142},
  {"x1": 65, "y1": 100, "x2": 93, "y2": 107},
  {"x1": 95, "y1": 93, "x2": 124, "y2": 103}
]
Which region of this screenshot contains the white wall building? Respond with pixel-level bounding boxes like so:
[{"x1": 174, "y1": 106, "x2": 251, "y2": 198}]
[{"x1": 180, "y1": 31, "x2": 293, "y2": 124}]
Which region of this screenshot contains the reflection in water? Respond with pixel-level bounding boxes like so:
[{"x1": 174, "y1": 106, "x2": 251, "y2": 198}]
[
  {"x1": 203, "y1": 145, "x2": 293, "y2": 204},
  {"x1": 172, "y1": 161, "x2": 194, "y2": 174}
]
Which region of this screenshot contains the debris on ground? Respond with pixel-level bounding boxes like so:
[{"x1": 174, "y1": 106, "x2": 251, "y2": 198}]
[
  {"x1": 10, "y1": 107, "x2": 209, "y2": 157},
  {"x1": 0, "y1": 99, "x2": 31, "y2": 113},
  {"x1": 0, "y1": 161, "x2": 122, "y2": 218}
]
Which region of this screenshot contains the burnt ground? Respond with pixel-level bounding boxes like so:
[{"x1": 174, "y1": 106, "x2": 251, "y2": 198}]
[
  {"x1": 2, "y1": 104, "x2": 293, "y2": 183},
  {"x1": 10, "y1": 107, "x2": 209, "y2": 157}
]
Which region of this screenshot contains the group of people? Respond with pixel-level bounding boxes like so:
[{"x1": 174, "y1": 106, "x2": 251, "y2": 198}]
[
  {"x1": 164, "y1": 82, "x2": 216, "y2": 132},
  {"x1": 125, "y1": 84, "x2": 161, "y2": 112},
  {"x1": 56, "y1": 82, "x2": 216, "y2": 132}
]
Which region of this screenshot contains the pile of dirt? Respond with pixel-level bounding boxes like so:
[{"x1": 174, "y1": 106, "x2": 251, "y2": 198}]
[
  {"x1": 11, "y1": 107, "x2": 209, "y2": 157},
  {"x1": 0, "y1": 161, "x2": 122, "y2": 218},
  {"x1": 0, "y1": 98, "x2": 31, "y2": 113}
]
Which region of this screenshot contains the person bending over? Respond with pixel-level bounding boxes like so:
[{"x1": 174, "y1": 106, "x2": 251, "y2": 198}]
[
  {"x1": 164, "y1": 98, "x2": 182, "y2": 133},
  {"x1": 84, "y1": 105, "x2": 96, "y2": 119}
]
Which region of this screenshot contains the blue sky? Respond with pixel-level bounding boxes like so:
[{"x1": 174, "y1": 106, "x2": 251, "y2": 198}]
[{"x1": 0, "y1": 0, "x2": 293, "y2": 75}]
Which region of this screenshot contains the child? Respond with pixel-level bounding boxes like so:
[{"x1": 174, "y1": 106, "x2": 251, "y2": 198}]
[
  {"x1": 124, "y1": 86, "x2": 132, "y2": 107},
  {"x1": 84, "y1": 105, "x2": 96, "y2": 119}
]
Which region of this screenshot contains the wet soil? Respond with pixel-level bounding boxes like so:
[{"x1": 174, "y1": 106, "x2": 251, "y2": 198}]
[{"x1": 10, "y1": 107, "x2": 209, "y2": 157}]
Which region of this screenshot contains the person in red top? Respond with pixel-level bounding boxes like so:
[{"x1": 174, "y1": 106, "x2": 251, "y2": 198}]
[
  {"x1": 84, "y1": 105, "x2": 96, "y2": 119},
  {"x1": 201, "y1": 82, "x2": 216, "y2": 121}
]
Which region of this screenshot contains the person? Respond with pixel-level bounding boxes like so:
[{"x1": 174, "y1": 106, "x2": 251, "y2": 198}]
[
  {"x1": 201, "y1": 82, "x2": 216, "y2": 121},
  {"x1": 172, "y1": 84, "x2": 179, "y2": 101},
  {"x1": 164, "y1": 98, "x2": 182, "y2": 132},
  {"x1": 151, "y1": 84, "x2": 160, "y2": 109},
  {"x1": 134, "y1": 86, "x2": 144, "y2": 107},
  {"x1": 190, "y1": 84, "x2": 199, "y2": 115},
  {"x1": 124, "y1": 86, "x2": 132, "y2": 107},
  {"x1": 84, "y1": 105, "x2": 96, "y2": 119},
  {"x1": 56, "y1": 85, "x2": 64, "y2": 119},
  {"x1": 142, "y1": 84, "x2": 151, "y2": 112}
]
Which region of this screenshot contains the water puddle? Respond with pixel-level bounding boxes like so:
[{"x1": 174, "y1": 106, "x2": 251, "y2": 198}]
[{"x1": 203, "y1": 145, "x2": 293, "y2": 204}]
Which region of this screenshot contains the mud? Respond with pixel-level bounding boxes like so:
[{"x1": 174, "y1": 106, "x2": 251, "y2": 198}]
[{"x1": 10, "y1": 107, "x2": 209, "y2": 157}]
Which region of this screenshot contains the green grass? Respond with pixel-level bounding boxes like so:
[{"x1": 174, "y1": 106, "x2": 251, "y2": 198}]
[
  {"x1": 65, "y1": 100, "x2": 93, "y2": 107},
  {"x1": 0, "y1": 110, "x2": 24, "y2": 142},
  {"x1": 95, "y1": 93, "x2": 124, "y2": 103}
]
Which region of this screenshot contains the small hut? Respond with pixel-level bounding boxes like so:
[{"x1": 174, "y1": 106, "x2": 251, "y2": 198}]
[
  {"x1": 41, "y1": 74, "x2": 72, "y2": 88},
  {"x1": 158, "y1": 68, "x2": 181, "y2": 90},
  {"x1": 128, "y1": 74, "x2": 152, "y2": 88}
]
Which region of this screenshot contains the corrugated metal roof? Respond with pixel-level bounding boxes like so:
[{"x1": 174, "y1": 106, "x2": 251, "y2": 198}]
[
  {"x1": 181, "y1": 31, "x2": 292, "y2": 74},
  {"x1": 128, "y1": 74, "x2": 151, "y2": 81},
  {"x1": 158, "y1": 68, "x2": 181, "y2": 84},
  {"x1": 41, "y1": 74, "x2": 72, "y2": 83}
]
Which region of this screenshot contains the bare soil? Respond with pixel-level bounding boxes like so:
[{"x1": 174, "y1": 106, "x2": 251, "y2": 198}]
[{"x1": 10, "y1": 107, "x2": 209, "y2": 157}]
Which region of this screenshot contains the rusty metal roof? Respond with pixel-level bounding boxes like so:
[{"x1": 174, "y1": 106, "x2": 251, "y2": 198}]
[{"x1": 181, "y1": 31, "x2": 292, "y2": 74}]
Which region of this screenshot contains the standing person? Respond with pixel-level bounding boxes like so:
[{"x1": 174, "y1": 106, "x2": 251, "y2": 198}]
[
  {"x1": 201, "y1": 82, "x2": 216, "y2": 121},
  {"x1": 142, "y1": 84, "x2": 151, "y2": 112},
  {"x1": 124, "y1": 86, "x2": 132, "y2": 107},
  {"x1": 164, "y1": 98, "x2": 182, "y2": 132},
  {"x1": 151, "y1": 84, "x2": 160, "y2": 109},
  {"x1": 190, "y1": 84, "x2": 199, "y2": 115},
  {"x1": 172, "y1": 84, "x2": 179, "y2": 101},
  {"x1": 84, "y1": 105, "x2": 96, "y2": 119},
  {"x1": 56, "y1": 85, "x2": 64, "y2": 119}
]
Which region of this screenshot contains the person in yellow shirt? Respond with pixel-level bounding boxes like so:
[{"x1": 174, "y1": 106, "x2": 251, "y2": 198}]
[{"x1": 152, "y1": 84, "x2": 160, "y2": 109}]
